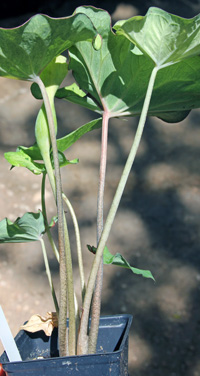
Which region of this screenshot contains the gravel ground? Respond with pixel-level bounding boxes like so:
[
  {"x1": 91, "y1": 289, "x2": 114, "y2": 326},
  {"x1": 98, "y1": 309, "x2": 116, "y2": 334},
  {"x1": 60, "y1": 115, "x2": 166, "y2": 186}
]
[{"x1": 0, "y1": 1, "x2": 200, "y2": 375}]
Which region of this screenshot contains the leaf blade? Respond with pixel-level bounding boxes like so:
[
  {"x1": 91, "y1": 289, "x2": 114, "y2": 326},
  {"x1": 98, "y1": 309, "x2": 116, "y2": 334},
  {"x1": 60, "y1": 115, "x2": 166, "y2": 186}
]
[
  {"x1": 114, "y1": 7, "x2": 200, "y2": 66},
  {"x1": 88, "y1": 245, "x2": 155, "y2": 281},
  {"x1": 0, "y1": 13, "x2": 97, "y2": 80},
  {"x1": 0, "y1": 212, "x2": 46, "y2": 243}
]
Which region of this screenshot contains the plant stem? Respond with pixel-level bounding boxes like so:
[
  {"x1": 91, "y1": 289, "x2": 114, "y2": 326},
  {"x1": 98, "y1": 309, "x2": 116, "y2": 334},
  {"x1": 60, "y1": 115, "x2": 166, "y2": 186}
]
[
  {"x1": 77, "y1": 66, "x2": 158, "y2": 355},
  {"x1": 33, "y1": 76, "x2": 68, "y2": 357},
  {"x1": 96, "y1": 111, "x2": 110, "y2": 243},
  {"x1": 41, "y1": 173, "x2": 59, "y2": 262},
  {"x1": 88, "y1": 111, "x2": 109, "y2": 354},
  {"x1": 40, "y1": 238, "x2": 59, "y2": 315},
  {"x1": 62, "y1": 193, "x2": 85, "y2": 301},
  {"x1": 63, "y1": 217, "x2": 76, "y2": 355}
]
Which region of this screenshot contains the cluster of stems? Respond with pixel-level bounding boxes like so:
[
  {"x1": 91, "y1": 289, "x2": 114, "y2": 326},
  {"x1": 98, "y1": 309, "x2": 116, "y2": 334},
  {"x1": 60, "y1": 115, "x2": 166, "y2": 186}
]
[{"x1": 33, "y1": 65, "x2": 158, "y2": 356}]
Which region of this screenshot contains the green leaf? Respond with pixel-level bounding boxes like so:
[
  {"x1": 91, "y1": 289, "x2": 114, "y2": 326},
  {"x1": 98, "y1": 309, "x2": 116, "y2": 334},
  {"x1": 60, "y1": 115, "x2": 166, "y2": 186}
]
[
  {"x1": 31, "y1": 55, "x2": 68, "y2": 101},
  {"x1": 56, "y1": 84, "x2": 101, "y2": 113},
  {"x1": 10, "y1": 117, "x2": 102, "y2": 173},
  {"x1": 57, "y1": 117, "x2": 102, "y2": 152},
  {"x1": 51, "y1": 151, "x2": 79, "y2": 168},
  {"x1": 16, "y1": 144, "x2": 42, "y2": 161},
  {"x1": 0, "y1": 13, "x2": 97, "y2": 80},
  {"x1": 4, "y1": 148, "x2": 78, "y2": 173},
  {"x1": 64, "y1": 6, "x2": 200, "y2": 122},
  {"x1": 149, "y1": 58, "x2": 200, "y2": 116},
  {"x1": 4, "y1": 150, "x2": 45, "y2": 175},
  {"x1": 49, "y1": 216, "x2": 58, "y2": 228},
  {"x1": 114, "y1": 7, "x2": 200, "y2": 67},
  {"x1": 156, "y1": 110, "x2": 191, "y2": 123},
  {"x1": 87, "y1": 245, "x2": 155, "y2": 281},
  {"x1": 68, "y1": 6, "x2": 119, "y2": 113},
  {"x1": 0, "y1": 212, "x2": 46, "y2": 243}
]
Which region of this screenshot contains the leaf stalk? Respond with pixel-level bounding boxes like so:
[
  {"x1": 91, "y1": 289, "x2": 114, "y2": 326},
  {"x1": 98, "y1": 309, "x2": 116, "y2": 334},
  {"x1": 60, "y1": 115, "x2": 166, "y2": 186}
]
[{"x1": 77, "y1": 66, "x2": 158, "y2": 354}]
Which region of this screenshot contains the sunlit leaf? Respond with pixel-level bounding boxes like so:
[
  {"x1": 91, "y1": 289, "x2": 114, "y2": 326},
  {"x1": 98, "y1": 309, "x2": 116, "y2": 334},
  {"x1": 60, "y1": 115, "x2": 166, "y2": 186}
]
[
  {"x1": 5, "y1": 118, "x2": 102, "y2": 173},
  {"x1": 61, "y1": 6, "x2": 200, "y2": 123},
  {"x1": 56, "y1": 84, "x2": 101, "y2": 113},
  {"x1": 0, "y1": 13, "x2": 97, "y2": 80},
  {"x1": 16, "y1": 144, "x2": 42, "y2": 161},
  {"x1": 4, "y1": 150, "x2": 45, "y2": 175},
  {"x1": 0, "y1": 212, "x2": 45, "y2": 243},
  {"x1": 4, "y1": 148, "x2": 78, "y2": 173},
  {"x1": 114, "y1": 7, "x2": 200, "y2": 66},
  {"x1": 20, "y1": 312, "x2": 58, "y2": 336},
  {"x1": 87, "y1": 245, "x2": 155, "y2": 280}
]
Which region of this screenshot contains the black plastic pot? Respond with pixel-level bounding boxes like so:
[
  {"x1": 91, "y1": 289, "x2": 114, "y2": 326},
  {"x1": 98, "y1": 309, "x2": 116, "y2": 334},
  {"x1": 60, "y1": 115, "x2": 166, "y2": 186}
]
[{"x1": 1, "y1": 314, "x2": 132, "y2": 375}]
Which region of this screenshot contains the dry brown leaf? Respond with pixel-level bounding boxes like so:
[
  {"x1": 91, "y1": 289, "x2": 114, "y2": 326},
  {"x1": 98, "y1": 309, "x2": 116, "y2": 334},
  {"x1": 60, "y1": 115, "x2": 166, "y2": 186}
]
[{"x1": 20, "y1": 312, "x2": 58, "y2": 336}]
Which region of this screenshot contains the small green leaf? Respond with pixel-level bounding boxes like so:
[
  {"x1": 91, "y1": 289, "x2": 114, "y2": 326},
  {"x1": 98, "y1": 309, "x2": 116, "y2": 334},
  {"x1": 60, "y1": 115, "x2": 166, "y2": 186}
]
[
  {"x1": 4, "y1": 150, "x2": 45, "y2": 175},
  {"x1": 51, "y1": 151, "x2": 79, "y2": 168},
  {"x1": 0, "y1": 212, "x2": 46, "y2": 243},
  {"x1": 87, "y1": 245, "x2": 155, "y2": 281},
  {"x1": 49, "y1": 216, "x2": 58, "y2": 228},
  {"x1": 17, "y1": 144, "x2": 42, "y2": 160},
  {"x1": 56, "y1": 84, "x2": 102, "y2": 113},
  {"x1": 11, "y1": 117, "x2": 102, "y2": 172},
  {"x1": 56, "y1": 118, "x2": 102, "y2": 152},
  {"x1": 4, "y1": 148, "x2": 78, "y2": 173},
  {"x1": 114, "y1": 7, "x2": 200, "y2": 67}
]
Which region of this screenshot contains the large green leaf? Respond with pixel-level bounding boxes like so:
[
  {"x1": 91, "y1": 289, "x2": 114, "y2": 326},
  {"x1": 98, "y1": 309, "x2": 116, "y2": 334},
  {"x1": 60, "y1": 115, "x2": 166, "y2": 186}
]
[
  {"x1": 114, "y1": 7, "x2": 200, "y2": 67},
  {"x1": 0, "y1": 212, "x2": 45, "y2": 243},
  {"x1": 0, "y1": 13, "x2": 97, "y2": 80},
  {"x1": 88, "y1": 245, "x2": 154, "y2": 280},
  {"x1": 133, "y1": 56, "x2": 200, "y2": 117},
  {"x1": 58, "y1": 6, "x2": 200, "y2": 122}
]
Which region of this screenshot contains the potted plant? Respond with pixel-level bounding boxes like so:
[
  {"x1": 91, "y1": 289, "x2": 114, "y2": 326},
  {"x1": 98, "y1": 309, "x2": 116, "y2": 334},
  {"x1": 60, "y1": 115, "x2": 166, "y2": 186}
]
[{"x1": 0, "y1": 5, "x2": 200, "y2": 375}]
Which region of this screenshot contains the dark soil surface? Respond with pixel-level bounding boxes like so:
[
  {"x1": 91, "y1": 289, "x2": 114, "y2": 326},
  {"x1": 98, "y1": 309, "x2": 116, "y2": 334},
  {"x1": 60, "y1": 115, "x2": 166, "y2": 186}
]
[{"x1": 0, "y1": 1, "x2": 200, "y2": 375}]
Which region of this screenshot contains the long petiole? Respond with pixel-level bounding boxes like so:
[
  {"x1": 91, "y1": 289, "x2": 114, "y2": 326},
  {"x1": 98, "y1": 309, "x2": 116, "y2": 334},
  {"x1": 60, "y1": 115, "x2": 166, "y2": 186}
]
[
  {"x1": 88, "y1": 111, "x2": 109, "y2": 354},
  {"x1": 40, "y1": 238, "x2": 59, "y2": 315},
  {"x1": 41, "y1": 173, "x2": 59, "y2": 262},
  {"x1": 33, "y1": 76, "x2": 69, "y2": 357},
  {"x1": 77, "y1": 66, "x2": 158, "y2": 355},
  {"x1": 62, "y1": 193, "x2": 85, "y2": 301}
]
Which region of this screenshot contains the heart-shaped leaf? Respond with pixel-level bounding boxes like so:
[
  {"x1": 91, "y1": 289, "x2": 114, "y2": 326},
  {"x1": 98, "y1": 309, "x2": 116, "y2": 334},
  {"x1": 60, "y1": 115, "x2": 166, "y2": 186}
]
[
  {"x1": 114, "y1": 7, "x2": 200, "y2": 67},
  {"x1": 60, "y1": 6, "x2": 200, "y2": 123},
  {"x1": 0, "y1": 212, "x2": 46, "y2": 243},
  {"x1": 0, "y1": 13, "x2": 97, "y2": 80}
]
